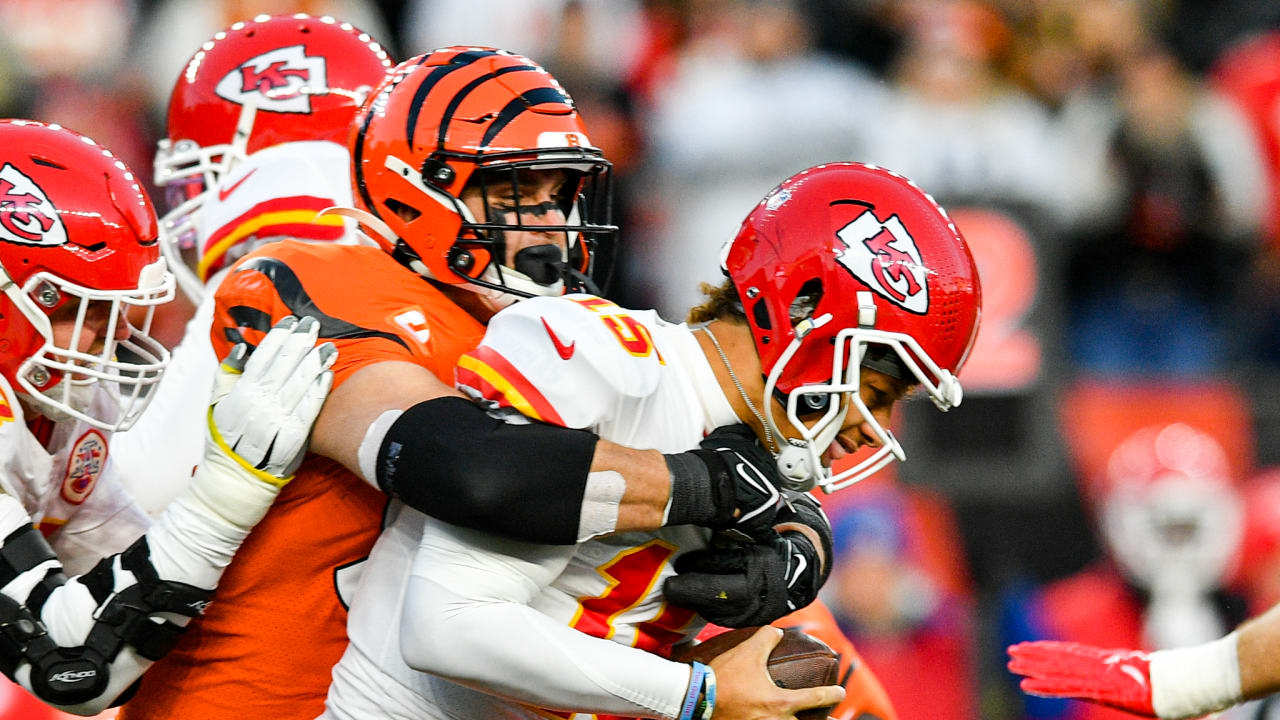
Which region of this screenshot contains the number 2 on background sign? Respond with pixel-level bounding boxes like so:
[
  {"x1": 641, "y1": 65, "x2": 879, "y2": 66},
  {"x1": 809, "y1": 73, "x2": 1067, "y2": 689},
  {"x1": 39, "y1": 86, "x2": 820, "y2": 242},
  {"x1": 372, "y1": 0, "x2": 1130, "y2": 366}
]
[{"x1": 570, "y1": 539, "x2": 695, "y2": 654}]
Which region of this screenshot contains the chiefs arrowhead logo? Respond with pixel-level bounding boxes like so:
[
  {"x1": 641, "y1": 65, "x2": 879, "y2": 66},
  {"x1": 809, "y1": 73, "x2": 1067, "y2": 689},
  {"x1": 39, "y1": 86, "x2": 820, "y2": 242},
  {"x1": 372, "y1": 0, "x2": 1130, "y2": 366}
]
[
  {"x1": 215, "y1": 45, "x2": 327, "y2": 113},
  {"x1": 0, "y1": 163, "x2": 67, "y2": 247},
  {"x1": 835, "y1": 206, "x2": 929, "y2": 314}
]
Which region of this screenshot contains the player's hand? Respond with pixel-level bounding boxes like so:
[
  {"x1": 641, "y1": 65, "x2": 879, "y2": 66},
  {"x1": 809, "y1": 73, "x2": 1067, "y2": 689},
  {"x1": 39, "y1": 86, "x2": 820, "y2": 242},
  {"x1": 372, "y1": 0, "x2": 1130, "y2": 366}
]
[
  {"x1": 666, "y1": 424, "x2": 785, "y2": 538},
  {"x1": 711, "y1": 626, "x2": 845, "y2": 720},
  {"x1": 1007, "y1": 641, "x2": 1157, "y2": 717},
  {"x1": 208, "y1": 315, "x2": 336, "y2": 484},
  {"x1": 664, "y1": 526, "x2": 823, "y2": 628},
  {"x1": 194, "y1": 316, "x2": 335, "y2": 532}
]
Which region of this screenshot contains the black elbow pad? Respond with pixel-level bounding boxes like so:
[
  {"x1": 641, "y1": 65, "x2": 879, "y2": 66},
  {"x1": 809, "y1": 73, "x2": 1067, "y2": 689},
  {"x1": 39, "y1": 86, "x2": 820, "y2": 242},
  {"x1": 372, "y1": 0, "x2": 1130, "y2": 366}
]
[{"x1": 377, "y1": 396, "x2": 597, "y2": 544}]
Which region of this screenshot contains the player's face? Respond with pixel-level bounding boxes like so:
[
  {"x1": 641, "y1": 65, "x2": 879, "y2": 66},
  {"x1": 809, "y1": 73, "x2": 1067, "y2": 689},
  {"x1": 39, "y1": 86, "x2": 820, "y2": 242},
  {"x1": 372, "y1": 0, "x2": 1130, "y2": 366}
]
[
  {"x1": 49, "y1": 299, "x2": 130, "y2": 359},
  {"x1": 770, "y1": 367, "x2": 908, "y2": 468},
  {"x1": 461, "y1": 168, "x2": 571, "y2": 269}
]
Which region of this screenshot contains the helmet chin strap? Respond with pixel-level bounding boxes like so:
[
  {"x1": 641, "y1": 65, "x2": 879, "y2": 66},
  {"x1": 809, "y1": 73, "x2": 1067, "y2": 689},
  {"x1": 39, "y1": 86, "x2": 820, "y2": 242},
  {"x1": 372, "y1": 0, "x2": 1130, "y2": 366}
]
[{"x1": 761, "y1": 314, "x2": 839, "y2": 492}]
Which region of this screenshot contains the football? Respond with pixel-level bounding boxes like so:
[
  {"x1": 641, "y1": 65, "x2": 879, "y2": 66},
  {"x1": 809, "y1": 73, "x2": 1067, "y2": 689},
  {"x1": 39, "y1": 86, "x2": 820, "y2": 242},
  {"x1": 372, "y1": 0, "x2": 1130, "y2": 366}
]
[{"x1": 671, "y1": 627, "x2": 840, "y2": 720}]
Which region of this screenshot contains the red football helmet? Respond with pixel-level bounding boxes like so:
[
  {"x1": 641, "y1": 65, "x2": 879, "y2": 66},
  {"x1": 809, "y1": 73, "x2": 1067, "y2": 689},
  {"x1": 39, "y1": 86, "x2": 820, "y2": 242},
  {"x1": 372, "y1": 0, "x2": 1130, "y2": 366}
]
[
  {"x1": 0, "y1": 120, "x2": 173, "y2": 431},
  {"x1": 723, "y1": 163, "x2": 981, "y2": 492},
  {"x1": 349, "y1": 47, "x2": 615, "y2": 308},
  {"x1": 155, "y1": 14, "x2": 392, "y2": 300}
]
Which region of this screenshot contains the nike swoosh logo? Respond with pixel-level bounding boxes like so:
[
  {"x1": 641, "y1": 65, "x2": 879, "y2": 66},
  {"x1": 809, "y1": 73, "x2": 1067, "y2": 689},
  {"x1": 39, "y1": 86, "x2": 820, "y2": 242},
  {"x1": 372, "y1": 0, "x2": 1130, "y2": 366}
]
[
  {"x1": 1118, "y1": 665, "x2": 1148, "y2": 688},
  {"x1": 541, "y1": 317, "x2": 575, "y2": 360},
  {"x1": 218, "y1": 169, "x2": 257, "y2": 201},
  {"x1": 732, "y1": 459, "x2": 780, "y2": 524}
]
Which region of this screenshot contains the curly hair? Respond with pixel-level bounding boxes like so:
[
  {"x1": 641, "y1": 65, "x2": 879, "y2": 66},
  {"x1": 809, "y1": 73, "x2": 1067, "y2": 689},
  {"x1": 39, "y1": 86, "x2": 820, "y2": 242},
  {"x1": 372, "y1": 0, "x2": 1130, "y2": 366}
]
[{"x1": 686, "y1": 280, "x2": 746, "y2": 324}]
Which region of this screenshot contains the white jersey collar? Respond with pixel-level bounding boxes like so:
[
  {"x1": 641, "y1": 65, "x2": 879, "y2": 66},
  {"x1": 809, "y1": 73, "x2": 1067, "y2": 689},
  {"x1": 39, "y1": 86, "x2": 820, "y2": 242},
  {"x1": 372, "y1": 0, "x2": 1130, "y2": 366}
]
[{"x1": 658, "y1": 322, "x2": 740, "y2": 433}]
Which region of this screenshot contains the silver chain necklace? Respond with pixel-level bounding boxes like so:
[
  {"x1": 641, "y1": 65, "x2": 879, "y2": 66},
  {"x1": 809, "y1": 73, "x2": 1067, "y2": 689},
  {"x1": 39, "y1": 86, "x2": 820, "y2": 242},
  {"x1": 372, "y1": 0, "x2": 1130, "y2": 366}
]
[{"x1": 699, "y1": 324, "x2": 776, "y2": 452}]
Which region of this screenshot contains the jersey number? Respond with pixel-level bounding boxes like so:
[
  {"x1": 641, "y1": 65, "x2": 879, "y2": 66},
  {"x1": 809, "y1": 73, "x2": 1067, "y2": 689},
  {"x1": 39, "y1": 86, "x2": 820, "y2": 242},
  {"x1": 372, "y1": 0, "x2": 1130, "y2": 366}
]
[
  {"x1": 569, "y1": 539, "x2": 695, "y2": 655},
  {"x1": 568, "y1": 297, "x2": 661, "y2": 361}
]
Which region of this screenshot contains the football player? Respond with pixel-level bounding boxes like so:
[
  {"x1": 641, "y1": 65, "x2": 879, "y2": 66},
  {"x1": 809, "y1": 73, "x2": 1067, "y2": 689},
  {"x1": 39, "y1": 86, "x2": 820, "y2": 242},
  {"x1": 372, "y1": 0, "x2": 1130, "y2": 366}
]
[
  {"x1": 0, "y1": 120, "x2": 334, "y2": 713},
  {"x1": 111, "y1": 14, "x2": 393, "y2": 516},
  {"x1": 120, "y1": 48, "x2": 815, "y2": 720},
  {"x1": 319, "y1": 162, "x2": 981, "y2": 720}
]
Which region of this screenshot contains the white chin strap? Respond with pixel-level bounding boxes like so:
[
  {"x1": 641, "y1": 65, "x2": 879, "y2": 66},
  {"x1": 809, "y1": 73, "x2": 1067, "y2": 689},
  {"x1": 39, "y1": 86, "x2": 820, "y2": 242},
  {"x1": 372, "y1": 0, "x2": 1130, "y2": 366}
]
[{"x1": 765, "y1": 301, "x2": 963, "y2": 494}]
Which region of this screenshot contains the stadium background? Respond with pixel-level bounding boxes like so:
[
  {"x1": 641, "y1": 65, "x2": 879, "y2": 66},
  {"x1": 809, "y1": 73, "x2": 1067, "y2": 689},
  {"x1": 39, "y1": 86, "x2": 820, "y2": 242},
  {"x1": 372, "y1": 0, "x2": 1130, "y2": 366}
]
[{"x1": 2, "y1": 0, "x2": 1279, "y2": 718}]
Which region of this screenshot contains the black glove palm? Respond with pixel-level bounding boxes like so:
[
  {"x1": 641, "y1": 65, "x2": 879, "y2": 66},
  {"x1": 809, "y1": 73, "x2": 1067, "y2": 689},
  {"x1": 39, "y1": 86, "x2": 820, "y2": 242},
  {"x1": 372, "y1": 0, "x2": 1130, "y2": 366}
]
[{"x1": 664, "y1": 493, "x2": 832, "y2": 627}]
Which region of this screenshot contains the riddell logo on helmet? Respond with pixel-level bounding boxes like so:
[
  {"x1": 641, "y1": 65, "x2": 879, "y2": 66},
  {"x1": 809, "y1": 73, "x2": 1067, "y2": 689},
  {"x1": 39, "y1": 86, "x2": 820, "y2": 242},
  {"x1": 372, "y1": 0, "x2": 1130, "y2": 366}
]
[
  {"x1": 0, "y1": 163, "x2": 67, "y2": 247},
  {"x1": 835, "y1": 207, "x2": 929, "y2": 314},
  {"x1": 215, "y1": 45, "x2": 327, "y2": 113}
]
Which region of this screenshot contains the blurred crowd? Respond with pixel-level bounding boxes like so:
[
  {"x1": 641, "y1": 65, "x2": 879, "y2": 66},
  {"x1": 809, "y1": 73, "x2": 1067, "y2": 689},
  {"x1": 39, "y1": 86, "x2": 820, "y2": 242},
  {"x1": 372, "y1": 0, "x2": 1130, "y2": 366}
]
[{"x1": 3, "y1": 0, "x2": 1280, "y2": 718}]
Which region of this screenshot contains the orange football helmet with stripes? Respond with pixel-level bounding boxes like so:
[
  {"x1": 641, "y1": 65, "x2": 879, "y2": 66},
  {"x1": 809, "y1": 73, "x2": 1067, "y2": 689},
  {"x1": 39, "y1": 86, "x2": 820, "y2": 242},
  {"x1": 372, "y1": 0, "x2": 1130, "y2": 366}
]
[
  {"x1": 349, "y1": 47, "x2": 615, "y2": 305},
  {"x1": 155, "y1": 14, "x2": 392, "y2": 299}
]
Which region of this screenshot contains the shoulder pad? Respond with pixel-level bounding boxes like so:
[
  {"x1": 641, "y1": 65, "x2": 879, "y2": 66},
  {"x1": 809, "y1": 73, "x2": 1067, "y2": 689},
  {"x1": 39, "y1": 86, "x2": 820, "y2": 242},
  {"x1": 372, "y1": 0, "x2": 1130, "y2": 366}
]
[
  {"x1": 496, "y1": 295, "x2": 662, "y2": 398},
  {"x1": 462, "y1": 296, "x2": 663, "y2": 429},
  {"x1": 198, "y1": 140, "x2": 355, "y2": 248},
  {"x1": 0, "y1": 375, "x2": 31, "y2": 501}
]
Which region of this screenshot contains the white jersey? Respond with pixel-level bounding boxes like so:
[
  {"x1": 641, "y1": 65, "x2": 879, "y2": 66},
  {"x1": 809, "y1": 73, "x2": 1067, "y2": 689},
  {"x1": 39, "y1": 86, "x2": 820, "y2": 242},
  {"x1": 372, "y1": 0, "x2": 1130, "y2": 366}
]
[
  {"x1": 323, "y1": 295, "x2": 741, "y2": 720},
  {"x1": 112, "y1": 139, "x2": 357, "y2": 516},
  {"x1": 0, "y1": 374, "x2": 149, "y2": 575}
]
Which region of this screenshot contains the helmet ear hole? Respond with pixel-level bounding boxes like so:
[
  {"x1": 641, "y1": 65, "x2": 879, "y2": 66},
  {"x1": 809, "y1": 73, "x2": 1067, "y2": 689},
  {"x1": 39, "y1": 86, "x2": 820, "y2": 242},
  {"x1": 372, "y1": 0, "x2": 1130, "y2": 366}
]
[
  {"x1": 383, "y1": 198, "x2": 422, "y2": 223},
  {"x1": 788, "y1": 278, "x2": 823, "y2": 325},
  {"x1": 751, "y1": 298, "x2": 772, "y2": 331}
]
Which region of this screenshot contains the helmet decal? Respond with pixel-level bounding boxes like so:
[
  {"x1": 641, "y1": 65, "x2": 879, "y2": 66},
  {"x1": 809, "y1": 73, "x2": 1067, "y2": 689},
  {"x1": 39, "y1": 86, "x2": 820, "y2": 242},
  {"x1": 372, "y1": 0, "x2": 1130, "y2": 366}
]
[
  {"x1": 0, "y1": 163, "x2": 67, "y2": 247},
  {"x1": 834, "y1": 202, "x2": 929, "y2": 314},
  {"x1": 215, "y1": 44, "x2": 328, "y2": 113},
  {"x1": 723, "y1": 162, "x2": 981, "y2": 492}
]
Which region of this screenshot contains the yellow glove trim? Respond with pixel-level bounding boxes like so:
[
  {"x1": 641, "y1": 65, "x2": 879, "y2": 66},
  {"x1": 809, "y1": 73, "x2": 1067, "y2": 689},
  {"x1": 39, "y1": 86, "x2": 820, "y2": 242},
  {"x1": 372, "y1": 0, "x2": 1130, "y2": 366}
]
[{"x1": 206, "y1": 407, "x2": 294, "y2": 489}]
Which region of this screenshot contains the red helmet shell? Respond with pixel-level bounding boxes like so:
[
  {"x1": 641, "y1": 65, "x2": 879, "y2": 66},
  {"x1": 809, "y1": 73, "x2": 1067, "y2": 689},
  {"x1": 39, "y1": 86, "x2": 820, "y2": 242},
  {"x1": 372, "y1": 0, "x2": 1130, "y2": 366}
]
[
  {"x1": 0, "y1": 120, "x2": 160, "y2": 388},
  {"x1": 724, "y1": 163, "x2": 982, "y2": 394},
  {"x1": 350, "y1": 47, "x2": 609, "y2": 288},
  {"x1": 166, "y1": 14, "x2": 392, "y2": 153}
]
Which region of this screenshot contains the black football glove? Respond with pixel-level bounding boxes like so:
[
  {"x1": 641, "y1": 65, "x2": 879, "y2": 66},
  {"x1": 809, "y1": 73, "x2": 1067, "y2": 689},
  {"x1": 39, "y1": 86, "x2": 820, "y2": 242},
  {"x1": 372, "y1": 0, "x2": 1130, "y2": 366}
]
[
  {"x1": 663, "y1": 525, "x2": 825, "y2": 628},
  {"x1": 772, "y1": 491, "x2": 833, "y2": 593},
  {"x1": 664, "y1": 492, "x2": 831, "y2": 627},
  {"x1": 664, "y1": 424, "x2": 784, "y2": 539}
]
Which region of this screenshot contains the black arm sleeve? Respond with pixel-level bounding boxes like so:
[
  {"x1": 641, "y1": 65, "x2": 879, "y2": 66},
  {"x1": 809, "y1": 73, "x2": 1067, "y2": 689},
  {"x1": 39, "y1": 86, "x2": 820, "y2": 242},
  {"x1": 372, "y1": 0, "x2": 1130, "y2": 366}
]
[{"x1": 375, "y1": 396, "x2": 598, "y2": 544}]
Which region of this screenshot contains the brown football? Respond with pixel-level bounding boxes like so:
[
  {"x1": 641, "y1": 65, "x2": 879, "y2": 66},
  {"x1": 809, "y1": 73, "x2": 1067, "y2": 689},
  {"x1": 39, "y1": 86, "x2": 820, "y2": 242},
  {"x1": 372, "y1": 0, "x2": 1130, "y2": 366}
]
[{"x1": 670, "y1": 627, "x2": 840, "y2": 720}]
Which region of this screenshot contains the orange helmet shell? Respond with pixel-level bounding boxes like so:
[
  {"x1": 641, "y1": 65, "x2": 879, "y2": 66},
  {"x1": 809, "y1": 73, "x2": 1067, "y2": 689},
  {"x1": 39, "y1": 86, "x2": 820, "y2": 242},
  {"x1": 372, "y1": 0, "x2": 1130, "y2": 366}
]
[{"x1": 351, "y1": 47, "x2": 612, "y2": 290}]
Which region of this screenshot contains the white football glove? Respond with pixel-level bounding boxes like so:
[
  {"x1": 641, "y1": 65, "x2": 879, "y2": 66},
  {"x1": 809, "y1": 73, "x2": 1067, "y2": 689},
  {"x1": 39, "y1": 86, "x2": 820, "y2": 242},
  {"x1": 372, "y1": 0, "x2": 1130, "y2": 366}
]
[{"x1": 191, "y1": 315, "x2": 336, "y2": 531}]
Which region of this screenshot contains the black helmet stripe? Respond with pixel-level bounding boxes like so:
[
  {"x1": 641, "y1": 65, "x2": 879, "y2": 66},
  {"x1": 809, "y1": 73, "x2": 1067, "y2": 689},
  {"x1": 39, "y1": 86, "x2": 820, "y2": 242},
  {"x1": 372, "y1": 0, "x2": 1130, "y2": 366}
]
[
  {"x1": 436, "y1": 65, "x2": 537, "y2": 149},
  {"x1": 480, "y1": 87, "x2": 572, "y2": 148},
  {"x1": 353, "y1": 90, "x2": 384, "y2": 223},
  {"x1": 405, "y1": 49, "x2": 497, "y2": 148},
  {"x1": 356, "y1": 49, "x2": 498, "y2": 223}
]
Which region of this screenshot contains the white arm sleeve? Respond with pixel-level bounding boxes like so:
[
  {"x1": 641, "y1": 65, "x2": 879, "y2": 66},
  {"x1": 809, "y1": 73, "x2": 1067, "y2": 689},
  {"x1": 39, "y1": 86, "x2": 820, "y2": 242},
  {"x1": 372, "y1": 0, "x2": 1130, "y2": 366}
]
[
  {"x1": 0, "y1": 436, "x2": 280, "y2": 714},
  {"x1": 400, "y1": 520, "x2": 691, "y2": 719}
]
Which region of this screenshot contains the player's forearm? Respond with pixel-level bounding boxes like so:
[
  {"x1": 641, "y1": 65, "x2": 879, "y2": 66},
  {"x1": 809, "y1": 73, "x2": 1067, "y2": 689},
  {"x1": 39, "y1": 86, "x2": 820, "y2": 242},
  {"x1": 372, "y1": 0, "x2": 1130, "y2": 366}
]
[
  {"x1": 1237, "y1": 603, "x2": 1280, "y2": 698},
  {"x1": 402, "y1": 574, "x2": 691, "y2": 718},
  {"x1": 591, "y1": 442, "x2": 669, "y2": 534}
]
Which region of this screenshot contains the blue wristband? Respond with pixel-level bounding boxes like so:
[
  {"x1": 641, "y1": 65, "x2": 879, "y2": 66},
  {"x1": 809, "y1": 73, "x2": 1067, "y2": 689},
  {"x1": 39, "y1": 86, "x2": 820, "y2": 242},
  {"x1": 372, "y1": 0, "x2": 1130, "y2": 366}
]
[
  {"x1": 700, "y1": 665, "x2": 717, "y2": 720},
  {"x1": 679, "y1": 662, "x2": 709, "y2": 720}
]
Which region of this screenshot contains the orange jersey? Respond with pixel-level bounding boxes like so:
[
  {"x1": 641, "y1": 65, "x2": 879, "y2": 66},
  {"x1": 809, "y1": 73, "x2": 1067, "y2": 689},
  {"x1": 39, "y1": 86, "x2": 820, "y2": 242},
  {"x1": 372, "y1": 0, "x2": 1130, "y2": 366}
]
[{"x1": 120, "y1": 242, "x2": 485, "y2": 720}]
